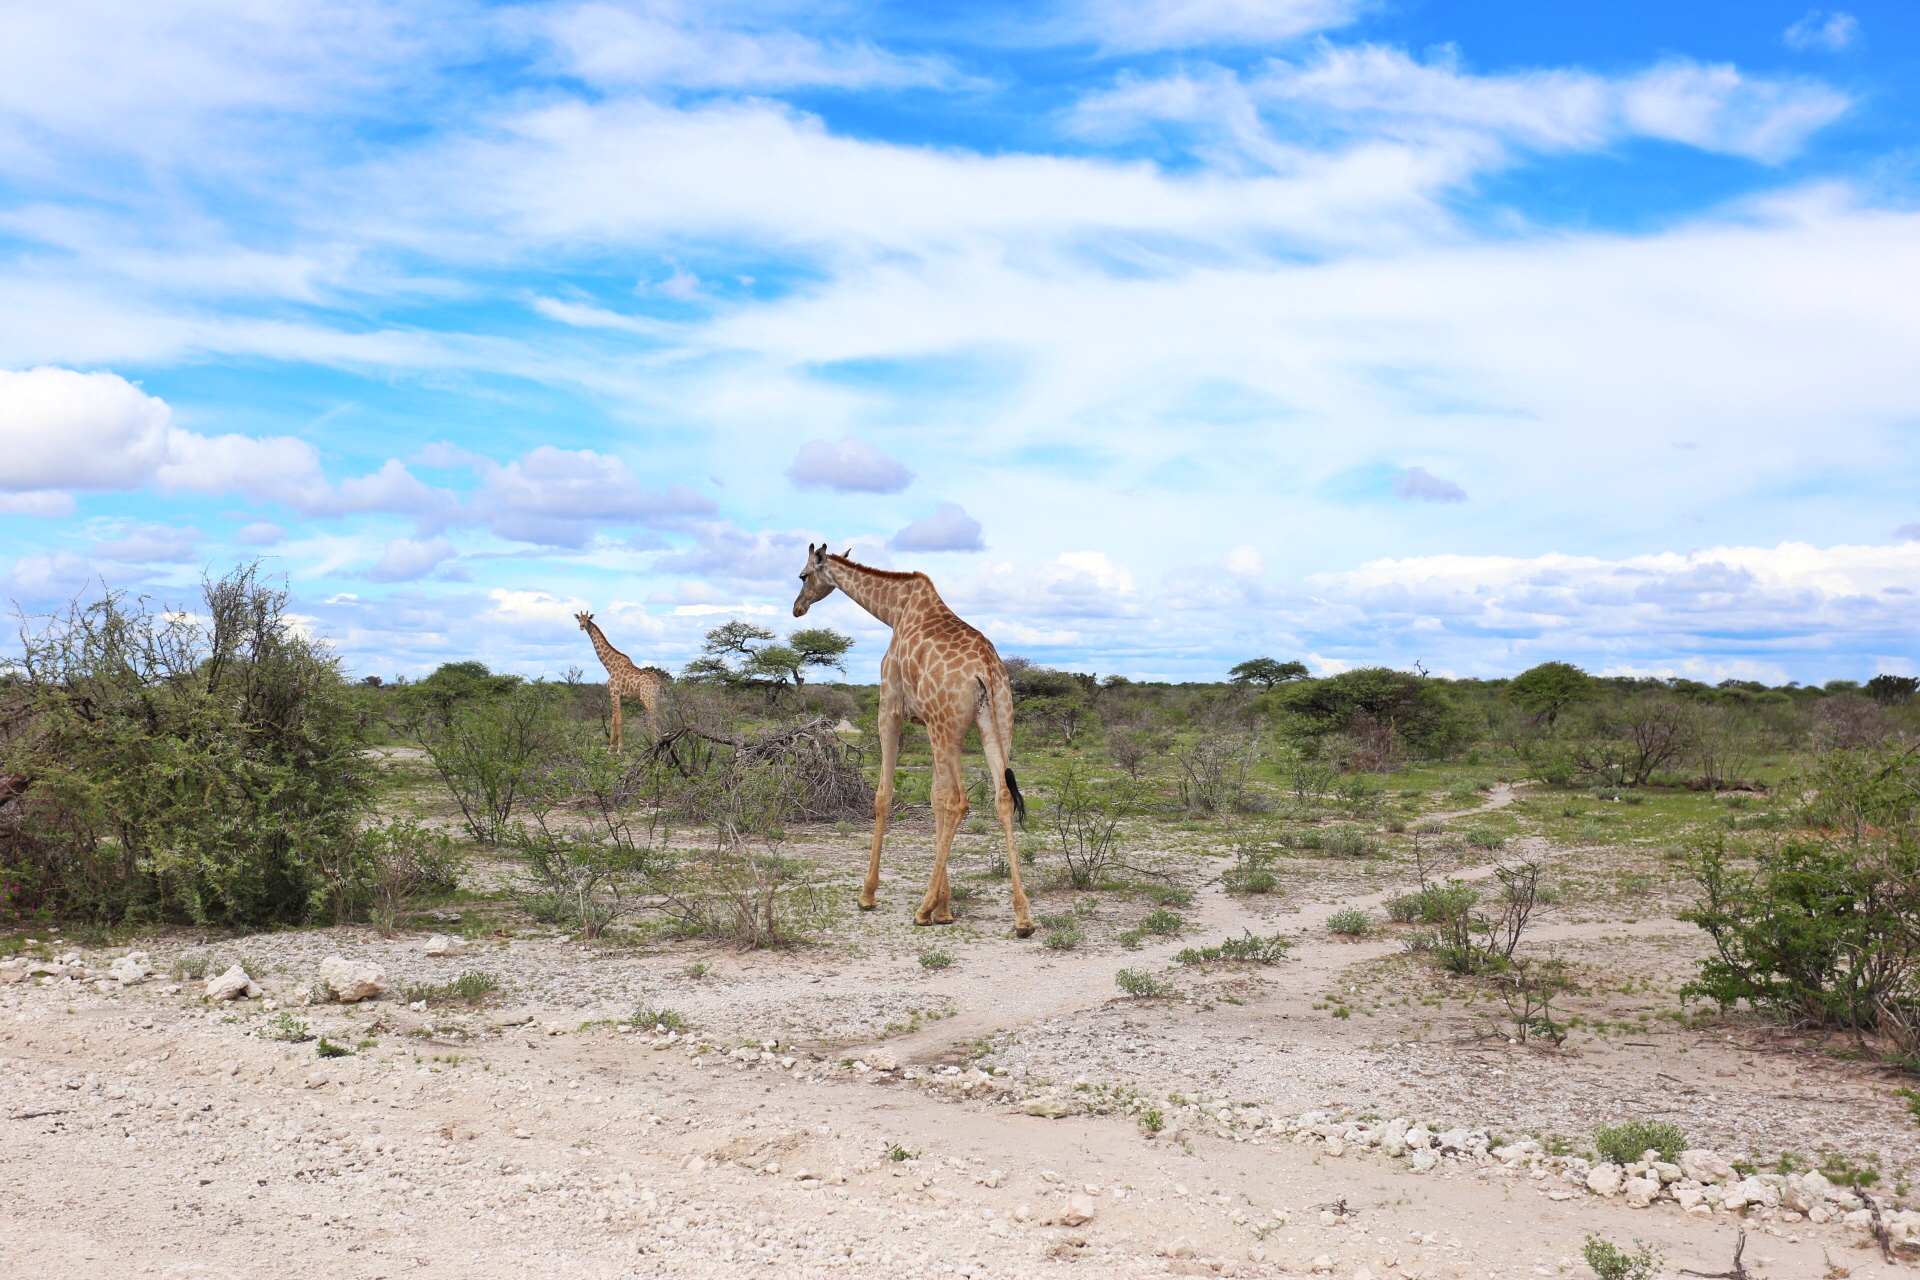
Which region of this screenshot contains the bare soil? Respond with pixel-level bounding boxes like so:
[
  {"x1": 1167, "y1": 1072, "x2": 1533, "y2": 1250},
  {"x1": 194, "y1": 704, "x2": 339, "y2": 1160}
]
[{"x1": 3, "y1": 786, "x2": 1915, "y2": 1279}]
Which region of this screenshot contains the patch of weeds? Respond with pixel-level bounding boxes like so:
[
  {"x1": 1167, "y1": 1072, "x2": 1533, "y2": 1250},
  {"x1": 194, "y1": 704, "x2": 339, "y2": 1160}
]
[
  {"x1": 885, "y1": 1142, "x2": 919, "y2": 1162},
  {"x1": 919, "y1": 948, "x2": 954, "y2": 970},
  {"x1": 316, "y1": 1037, "x2": 354, "y2": 1058},
  {"x1": 1140, "y1": 1107, "x2": 1165, "y2": 1134},
  {"x1": 1384, "y1": 894, "x2": 1421, "y2": 924},
  {"x1": 1117, "y1": 928, "x2": 1145, "y2": 950},
  {"x1": 628, "y1": 1005, "x2": 686, "y2": 1031},
  {"x1": 1819, "y1": 1152, "x2": 1880, "y2": 1187},
  {"x1": 1327, "y1": 908, "x2": 1372, "y2": 937},
  {"x1": 1593, "y1": 1120, "x2": 1686, "y2": 1165},
  {"x1": 683, "y1": 962, "x2": 709, "y2": 979},
  {"x1": 1176, "y1": 930, "x2": 1290, "y2": 965},
  {"x1": 261, "y1": 1010, "x2": 313, "y2": 1043},
  {"x1": 1115, "y1": 968, "x2": 1170, "y2": 997},
  {"x1": 1463, "y1": 828, "x2": 1508, "y2": 851},
  {"x1": 1144, "y1": 885, "x2": 1194, "y2": 908},
  {"x1": 1141, "y1": 908, "x2": 1184, "y2": 936},
  {"x1": 1043, "y1": 924, "x2": 1083, "y2": 951},
  {"x1": 401, "y1": 968, "x2": 501, "y2": 1007},
  {"x1": 170, "y1": 954, "x2": 211, "y2": 982},
  {"x1": 1582, "y1": 1236, "x2": 1660, "y2": 1280},
  {"x1": 1896, "y1": 1087, "x2": 1920, "y2": 1126},
  {"x1": 949, "y1": 883, "x2": 977, "y2": 903}
]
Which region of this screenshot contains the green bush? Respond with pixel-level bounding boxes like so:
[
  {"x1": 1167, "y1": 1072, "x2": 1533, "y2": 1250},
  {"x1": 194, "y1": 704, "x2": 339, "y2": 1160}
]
[
  {"x1": 1327, "y1": 908, "x2": 1372, "y2": 936},
  {"x1": 1384, "y1": 893, "x2": 1421, "y2": 923},
  {"x1": 1043, "y1": 923, "x2": 1082, "y2": 950},
  {"x1": 1463, "y1": 828, "x2": 1508, "y2": 851},
  {"x1": 918, "y1": 948, "x2": 954, "y2": 970},
  {"x1": 1581, "y1": 1237, "x2": 1659, "y2": 1280},
  {"x1": 1592, "y1": 1120, "x2": 1686, "y2": 1165},
  {"x1": 0, "y1": 566, "x2": 372, "y2": 925},
  {"x1": 1141, "y1": 908, "x2": 1183, "y2": 935},
  {"x1": 1177, "y1": 930, "x2": 1291, "y2": 965},
  {"x1": 1115, "y1": 968, "x2": 1168, "y2": 997},
  {"x1": 412, "y1": 680, "x2": 567, "y2": 846},
  {"x1": 628, "y1": 1005, "x2": 685, "y2": 1031}
]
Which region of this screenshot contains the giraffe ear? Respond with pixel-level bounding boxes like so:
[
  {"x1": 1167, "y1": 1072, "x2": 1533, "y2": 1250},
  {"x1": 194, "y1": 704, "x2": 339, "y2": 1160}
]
[{"x1": 842, "y1": 547, "x2": 851, "y2": 559}]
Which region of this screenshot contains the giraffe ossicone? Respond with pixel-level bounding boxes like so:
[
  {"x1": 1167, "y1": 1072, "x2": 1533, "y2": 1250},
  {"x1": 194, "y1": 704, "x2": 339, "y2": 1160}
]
[
  {"x1": 793, "y1": 543, "x2": 1034, "y2": 937},
  {"x1": 576, "y1": 610, "x2": 661, "y2": 752}
]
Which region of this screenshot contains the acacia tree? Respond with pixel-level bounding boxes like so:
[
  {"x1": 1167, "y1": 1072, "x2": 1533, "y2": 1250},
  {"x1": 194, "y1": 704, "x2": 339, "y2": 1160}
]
[
  {"x1": 1229, "y1": 657, "x2": 1309, "y2": 691},
  {"x1": 1506, "y1": 661, "x2": 1595, "y2": 727},
  {"x1": 684, "y1": 621, "x2": 852, "y2": 703}
]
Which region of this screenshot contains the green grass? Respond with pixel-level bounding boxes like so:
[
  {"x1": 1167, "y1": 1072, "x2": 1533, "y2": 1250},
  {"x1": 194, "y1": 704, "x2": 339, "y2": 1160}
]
[
  {"x1": 918, "y1": 947, "x2": 954, "y2": 970},
  {"x1": 1326, "y1": 908, "x2": 1373, "y2": 936}
]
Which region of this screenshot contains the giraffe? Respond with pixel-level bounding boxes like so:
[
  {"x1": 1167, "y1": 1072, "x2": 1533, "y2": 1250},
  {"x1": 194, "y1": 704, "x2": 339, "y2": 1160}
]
[
  {"x1": 792, "y1": 545, "x2": 1034, "y2": 936},
  {"x1": 575, "y1": 611, "x2": 661, "y2": 751}
]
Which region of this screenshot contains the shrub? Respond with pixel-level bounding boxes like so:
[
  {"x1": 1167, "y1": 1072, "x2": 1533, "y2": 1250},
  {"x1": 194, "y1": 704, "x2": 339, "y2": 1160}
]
[
  {"x1": 1463, "y1": 828, "x2": 1508, "y2": 851},
  {"x1": 0, "y1": 566, "x2": 373, "y2": 925},
  {"x1": 1177, "y1": 931, "x2": 1291, "y2": 965},
  {"x1": 1324, "y1": 829, "x2": 1381, "y2": 858},
  {"x1": 1144, "y1": 885, "x2": 1194, "y2": 908},
  {"x1": 1043, "y1": 923, "x2": 1082, "y2": 950},
  {"x1": 1141, "y1": 908, "x2": 1183, "y2": 936},
  {"x1": 315, "y1": 1037, "x2": 354, "y2": 1059},
  {"x1": 1592, "y1": 1120, "x2": 1686, "y2": 1165},
  {"x1": 1115, "y1": 968, "x2": 1168, "y2": 997},
  {"x1": 1277, "y1": 667, "x2": 1471, "y2": 762},
  {"x1": 1385, "y1": 893, "x2": 1421, "y2": 924},
  {"x1": 1582, "y1": 1236, "x2": 1660, "y2": 1280},
  {"x1": 628, "y1": 1005, "x2": 685, "y2": 1031},
  {"x1": 262, "y1": 1011, "x2": 312, "y2": 1043},
  {"x1": 1401, "y1": 929, "x2": 1437, "y2": 954},
  {"x1": 348, "y1": 818, "x2": 466, "y2": 935},
  {"x1": 1327, "y1": 908, "x2": 1372, "y2": 937},
  {"x1": 1045, "y1": 759, "x2": 1139, "y2": 889},
  {"x1": 412, "y1": 679, "x2": 568, "y2": 846},
  {"x1": 1175, "y1": 735, "x2": 1260, "y2": 815},
  {"x1": 918, "y1": 948, "x2": 953, "y2": 970}
]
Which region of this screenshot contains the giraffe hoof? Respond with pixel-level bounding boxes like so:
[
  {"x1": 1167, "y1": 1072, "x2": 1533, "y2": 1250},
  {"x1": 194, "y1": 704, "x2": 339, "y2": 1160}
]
[
  {"x1": 1013, "y1": 924, "x2": 1035, "y2": 938},
  {"x1": 857, "y1": 901, "x2": 877, "y2": 912}
]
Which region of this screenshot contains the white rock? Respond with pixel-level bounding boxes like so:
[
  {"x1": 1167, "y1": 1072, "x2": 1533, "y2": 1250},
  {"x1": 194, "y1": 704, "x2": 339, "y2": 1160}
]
[
  {"x1": 1808, "y1": 1203, "x2": 1833, "y2": 1225},
  {"x1": 1623, "y1": 1176, "x2": 1660, "y2": 1208},
  {"x1": 1410, "y1": 1148, "x2": 1438, "y2": 1173},
  {"x1": 1059, "y1": 1194, "x2": 1096, "y2": 1227},
  {"x1": 1679, "y1": 1149, "x2": 1734, "y2": 1185},
  {"x1": 1586, "y1": 1164, "x2": 1625, "y2": 1197},
  {"x1": 1404, "y1": 1125, "x2": 1433, "y2": 1151},
  {"x1": 1325, "y1": 1137, "x2": 1346, "y2": 1157},
  {"x1": 1021, "y1": 1097, "x2": 1074, "y2": 1119},
  {"x1": 316, "y1": 956, "x2": 386, "y2": 1003},
  {"x1": 422, "y1": 934, "x2": 468, "y2": 957},
  {"x1": 1673, "y1": 1185, "x2": 1707, "y2": 1211},
  {"x1": 1437, "y1": 1127, "x2": 1472, "y2": 1154},
  {"x1": 204, "y1": 966, "x2": 254, "y2": 1002},
  {"x1": 1158, "y1": 1238, "x2": 1195, "y2": 1258},
  {"x1": 1801, "y1": 1170, "x2": 1836, "y2": 1203},
  {"x1": 867, "y1": 1049, "x2": 900, "y2": 1072},
  {"x1": 1650, "y1": 1161, "x2": 1682, "y2": 1183},
  {"x1": 304, "y1": 1068, "x2": 329, "y2": 1089},
  {"x1": 1308, "y1": 1255, "x2": 1335, "y2": 1273},
  {"x1": 0, "y1": 961, "x2": 27, "y2": 983},
  {"x1": 1381, "y1": 1117, "x2": 1410, "y2": 1158},
  {"x1": 108, "y1": 956, "x2": 150, "y2": 985}
]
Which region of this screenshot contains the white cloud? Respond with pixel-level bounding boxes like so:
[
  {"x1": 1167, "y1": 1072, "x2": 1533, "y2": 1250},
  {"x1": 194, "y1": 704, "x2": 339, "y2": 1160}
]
[
  {"x1": 0, "y1": 491, "x2": 77, "y2": 516},
  {"x1": 5, "y1": 550, "x2": 93, "y2": 601},
  {"x1": 1070, "y1": 0, "x2": 1360, "y2": 51},
  {"x1": 156, "y1": 430, "x2": 333, "y2": 509},
  {"x1": 1392, "y1": 466, "x2": 1466, "y2": 503},
  {"x1": 654, "y1": 521, "x2": 815, "y2": 583},
  {"x1": 1077, "y1": 48, "x2": 1851, "y2": 170},
  {"x1": 368, "y1": 535, "x2": 457, "y2": 582},
  {"x1": 90, "y1": 523, "x2": 201, "y2": 564},
  {"x1": 475, "y1": 446, "x2": 716, "y2": 547},
  {"x1": 890, "y1": 503, "x2": 985, "y2": 552},
  {"x1": 235, "y1": 521, "x2": 286, "y2": 546},
  {"x1": 539, "y1": 2, "x2": 955, "y2": 91},
  {"x1": 0, "y1": 366, "x2": 172, "y2": 491},
  {"x1": 786, "y1": 437, "x2": 914, "y2": 494},
  {"x1": 1785, "y1": 10, "x2": 1859, "y2": 53},
  {"x1": 1223, "y1": 544, "x2": 1264, "y2": 579}
]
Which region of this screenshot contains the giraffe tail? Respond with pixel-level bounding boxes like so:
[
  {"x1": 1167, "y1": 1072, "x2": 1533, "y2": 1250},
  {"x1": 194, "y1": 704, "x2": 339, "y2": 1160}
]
[{"x1": 1005, "y1": 768, "x2": 1026, "y2": 826}]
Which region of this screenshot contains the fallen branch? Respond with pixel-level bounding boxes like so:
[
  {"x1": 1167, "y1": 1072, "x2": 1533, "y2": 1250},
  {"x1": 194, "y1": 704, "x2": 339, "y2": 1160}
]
[{"x1": 1678, "y1": 1228, "x2": 1749, "y2": 1280}]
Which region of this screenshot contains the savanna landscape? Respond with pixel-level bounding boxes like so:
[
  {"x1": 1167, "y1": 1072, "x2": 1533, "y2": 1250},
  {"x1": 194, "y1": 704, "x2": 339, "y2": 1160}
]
[{"x1": 6, "y1": 568, "x2": 1920, "y2": 1280}]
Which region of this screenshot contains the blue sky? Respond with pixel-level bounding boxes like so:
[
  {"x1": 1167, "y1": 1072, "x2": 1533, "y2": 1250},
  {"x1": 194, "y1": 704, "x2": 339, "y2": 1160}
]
[{"x1": 3, "y1": 0, "x2": 1919, "y2": 684}]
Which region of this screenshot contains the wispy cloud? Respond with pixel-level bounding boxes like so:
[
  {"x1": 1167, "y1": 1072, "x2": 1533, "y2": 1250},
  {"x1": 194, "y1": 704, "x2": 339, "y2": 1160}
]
[{"x1": 1785, "y1": 10, "x2": 1859, "y2": 54}]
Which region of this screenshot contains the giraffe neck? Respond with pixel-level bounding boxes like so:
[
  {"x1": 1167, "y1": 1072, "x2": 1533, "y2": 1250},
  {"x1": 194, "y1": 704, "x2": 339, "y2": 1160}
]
[
  {"x1": 827, "y1": 558, "x2": 936, "y2": 630},
  {"x1": 585, "y1": 621, "x2": 629, "y2": 671}
]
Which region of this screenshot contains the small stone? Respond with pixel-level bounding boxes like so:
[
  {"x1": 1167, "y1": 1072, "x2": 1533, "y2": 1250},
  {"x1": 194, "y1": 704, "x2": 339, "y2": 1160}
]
[
  {"x1": 1679, "y1": 1149, "x2": 1735, "y2": 1185},
  {"x1": 1059, "y1": 1194, "x2": 1096, "y2": 1227},
  {"x1": 316, "y1": 957, "x2": 386, "y2": 1003},
  {"x1": 1021, "y1": 1097, "x2": 1074, "y2": 1119},
  {"x1": 982, "y1": 1171, "x2": 1002, "y2": 1188},
  {"x1": 204, "y1": 966, "x2": 254, "y2": 1002},
  {"x1": 1404, "y1": 1125, "x2": 1432, "y2": 1150},
  {"x1": 304, "y1": 1068, "x2": 329, "y2": 1089},
  {"x1": 221, "y1": 1060, "x2": 240, "y2": 1077},
  {"x1": 422, "y1": 934, "x2": 468, "y2": 958},
  {"x1": 1159, "y1": 1238, "x2": 1195, "y2": 1258},
  {"x1": 1320, "y1": 1210, "x2": 1339, "y2": 1226},
  {"x1": 1651, "y1": 1161, "x2": 1683, "y2": 1183},
  {"x1": 1325, "y1": 1137, "x2": 1346, "y2": 1157},
  {"x1": 1437, "y1": 1127, "x2": 1471, "y2": 1154},
  {"x1": 866, "y1": 1049, "x2": 899, "y2": 1072},
  {"x1": 1410, "y1": 1148, "x2": 1437, "y2": 1173},
  {"x1": 1013, "y1": 1203, "x2": 1031, "y2": 1222},
  {"x1": 0, "y1": 961, "x2": 27, "y2": 984},
  {"x1": 1586, "y1": 1164, "x2": 1625, "y2": 1197},
  {"x1": 1355, "y1": 1269, "x2": 1375, "y2": 1280},
  {"x1": 1308, "y1": 1254, "x2": 1334, "y2": 1273}
]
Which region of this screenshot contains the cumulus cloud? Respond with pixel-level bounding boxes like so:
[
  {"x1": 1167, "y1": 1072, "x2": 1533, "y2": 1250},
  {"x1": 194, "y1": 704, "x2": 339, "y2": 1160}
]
[
  {"x1": 654, "y1": 522, "x2": 816, "y2": 584},
  {"x1": 474, "y1": 446, "x2": 716, "y2": 547},
  {"x1": 90, "y1": 523, "x2": 201, "y2": 563},
  {"x1": 5, "y1": 551, "x2": 93, "y2": 601},
  {"x1": 235, "y1": 521, "x2": 285, "y2": 546},
  {"x1": 1392, "y1": 466, "x2": 1466, "y2": 503},
  {"x1": 1785, "y1": 10, "x2": 1859, "y2": 53},
  {"x1": 0, "y1": 366, "x2": 172, "y2": 491},
  {"x1": 785, "y1": 437, "x2": 914, "y2": 494},
  {"x1": 890, "y1": 503, "x2": 984, "y2": 552},
  {"x1": 368, "y1": 535, "x2": 458, "y2": 582},
  {"x1": 0, "y1": 491, "x2": 78, "y2": 516}
]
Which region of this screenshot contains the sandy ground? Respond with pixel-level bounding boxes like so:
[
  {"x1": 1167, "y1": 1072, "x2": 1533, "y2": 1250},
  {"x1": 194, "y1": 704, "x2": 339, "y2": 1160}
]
[{"x1": 4, "y1": 787, "x2": 1918, "y2": 1279}]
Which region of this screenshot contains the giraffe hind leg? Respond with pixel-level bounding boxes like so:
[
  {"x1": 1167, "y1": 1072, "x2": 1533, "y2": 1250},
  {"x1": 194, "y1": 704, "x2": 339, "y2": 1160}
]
[{"x1": 916, "y1": 732, "x2": 966, "y2": 926}]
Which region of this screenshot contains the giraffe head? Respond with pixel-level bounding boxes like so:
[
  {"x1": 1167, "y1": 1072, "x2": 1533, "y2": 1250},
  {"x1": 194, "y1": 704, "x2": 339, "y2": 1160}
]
[
  {"x1": 574, "y1": 610, "x2": 595, "y2": 631},
  {"x1": 792, "y1": 543, "x2": 839, "y2": 616}
]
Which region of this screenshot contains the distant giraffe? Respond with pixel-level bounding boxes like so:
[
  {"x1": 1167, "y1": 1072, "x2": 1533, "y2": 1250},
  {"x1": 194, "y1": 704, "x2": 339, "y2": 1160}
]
[
  {"x1": 792, "y1": 545, "x2": 1033, "y2": 936},
  {"x1": 575, "y1": 612, "x2": 660, "y2": 751}
]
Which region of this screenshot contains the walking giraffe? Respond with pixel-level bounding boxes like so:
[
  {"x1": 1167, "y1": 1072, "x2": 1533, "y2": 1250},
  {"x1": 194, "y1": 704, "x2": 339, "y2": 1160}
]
[
  {"x1": 792, "y1": 545, "x2": 1034, "y2": 936},
  {"x1": 575, "y1": 612, "x2": 661, "y2": 751}
]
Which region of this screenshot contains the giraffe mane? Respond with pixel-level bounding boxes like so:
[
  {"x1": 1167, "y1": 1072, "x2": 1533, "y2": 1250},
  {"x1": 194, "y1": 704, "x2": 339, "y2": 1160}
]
[{"x1": 827, "y1": 554, "x2": 927, "y2": 583}]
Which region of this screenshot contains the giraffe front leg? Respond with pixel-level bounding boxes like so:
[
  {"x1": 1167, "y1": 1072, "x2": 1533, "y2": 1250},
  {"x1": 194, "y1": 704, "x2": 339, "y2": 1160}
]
[
  {"x1": 610, "y1": 696, "x2": 623, "y2": 753},
  {"x1": 863, "y1": 707, "x2": 902, "y2": 911}
]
